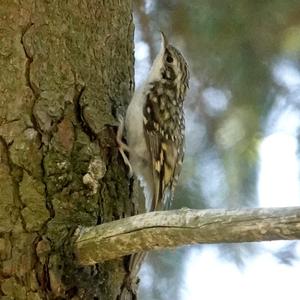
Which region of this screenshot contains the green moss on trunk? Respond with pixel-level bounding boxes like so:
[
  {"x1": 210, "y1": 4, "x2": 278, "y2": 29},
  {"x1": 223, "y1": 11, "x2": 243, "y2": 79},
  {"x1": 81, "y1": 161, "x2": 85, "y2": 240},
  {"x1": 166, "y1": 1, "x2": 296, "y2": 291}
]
[{"x1": 0, "y1": 0, "x2": 137, "y2": 299}]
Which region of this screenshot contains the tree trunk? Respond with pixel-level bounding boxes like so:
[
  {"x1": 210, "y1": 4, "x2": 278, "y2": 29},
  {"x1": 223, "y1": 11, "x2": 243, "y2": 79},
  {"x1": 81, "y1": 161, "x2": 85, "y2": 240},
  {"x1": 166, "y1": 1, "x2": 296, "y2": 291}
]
[{"x1": 0, "y1": 1, "x2": 138, "y2": 299}]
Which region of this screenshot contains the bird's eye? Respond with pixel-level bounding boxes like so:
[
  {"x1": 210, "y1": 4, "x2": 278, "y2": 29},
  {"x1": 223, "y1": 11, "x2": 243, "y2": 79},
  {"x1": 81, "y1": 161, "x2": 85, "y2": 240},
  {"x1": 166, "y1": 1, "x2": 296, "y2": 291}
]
[{"x1": 166, "y1": 55, "x2": 173, "y2": 63}]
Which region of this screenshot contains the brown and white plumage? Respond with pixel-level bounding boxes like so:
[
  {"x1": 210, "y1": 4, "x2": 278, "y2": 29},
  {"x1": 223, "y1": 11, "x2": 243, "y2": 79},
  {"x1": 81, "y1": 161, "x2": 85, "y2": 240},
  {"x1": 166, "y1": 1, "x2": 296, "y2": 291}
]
[
  {"x1": 117, "y1": 32, "x2": 189, "y2": 299},
  {"x1": 118, "y1": 32, "x2": 189, "y2": 212}
]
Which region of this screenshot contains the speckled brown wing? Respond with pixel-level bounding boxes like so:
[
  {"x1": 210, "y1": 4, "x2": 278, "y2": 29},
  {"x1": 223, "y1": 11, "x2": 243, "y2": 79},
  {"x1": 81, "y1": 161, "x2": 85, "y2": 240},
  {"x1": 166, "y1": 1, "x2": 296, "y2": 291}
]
[{"x1": 143, "y1": 80, "x2": 184, "y2": 211}]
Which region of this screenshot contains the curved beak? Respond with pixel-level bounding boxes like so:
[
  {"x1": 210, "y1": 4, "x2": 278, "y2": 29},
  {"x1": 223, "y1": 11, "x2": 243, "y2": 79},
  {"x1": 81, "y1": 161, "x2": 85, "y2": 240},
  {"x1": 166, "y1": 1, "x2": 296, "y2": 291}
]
[{"x1": 160, "y1": 31, "x2": 168, "y2": 49}]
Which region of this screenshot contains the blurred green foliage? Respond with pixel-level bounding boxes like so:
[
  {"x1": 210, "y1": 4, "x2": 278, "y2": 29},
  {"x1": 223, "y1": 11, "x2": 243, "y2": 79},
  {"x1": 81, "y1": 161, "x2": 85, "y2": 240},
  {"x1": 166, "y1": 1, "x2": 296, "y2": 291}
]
[
  {"x1": 134, "y1": 0, "x2": 300, "y2": 208},
  {"x1": 134, "y1": 0, "x2": 300, "y2": 299}
]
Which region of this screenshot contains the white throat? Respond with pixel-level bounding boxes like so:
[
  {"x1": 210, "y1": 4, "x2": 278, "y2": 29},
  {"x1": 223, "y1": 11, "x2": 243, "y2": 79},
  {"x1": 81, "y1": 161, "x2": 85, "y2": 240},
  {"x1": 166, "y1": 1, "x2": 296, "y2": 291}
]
[{"x1": 147, "y1": 40, "x2": 165, "y2": 83}]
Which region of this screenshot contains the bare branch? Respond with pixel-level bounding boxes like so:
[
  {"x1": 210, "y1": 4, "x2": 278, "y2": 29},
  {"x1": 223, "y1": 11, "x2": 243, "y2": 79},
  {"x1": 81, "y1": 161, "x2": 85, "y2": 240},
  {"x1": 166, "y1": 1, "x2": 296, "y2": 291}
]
[{"x1": 74, "y1": 207, "x2": 300, "y2": 265}]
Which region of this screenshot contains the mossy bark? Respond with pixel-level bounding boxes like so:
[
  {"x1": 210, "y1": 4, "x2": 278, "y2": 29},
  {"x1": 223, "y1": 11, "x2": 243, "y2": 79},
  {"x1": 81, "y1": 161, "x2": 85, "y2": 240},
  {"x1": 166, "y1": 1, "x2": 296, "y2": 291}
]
[{"x1": 0, "y1": 1, "x2": 139, "y2": 299}]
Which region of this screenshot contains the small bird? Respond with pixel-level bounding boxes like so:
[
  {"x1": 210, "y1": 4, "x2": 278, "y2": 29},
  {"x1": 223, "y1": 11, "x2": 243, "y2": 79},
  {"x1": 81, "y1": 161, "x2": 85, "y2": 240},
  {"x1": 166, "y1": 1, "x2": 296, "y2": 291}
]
[
  {"x1": 117, "y1": 32, "x2": 189, "y2": 212},
  {"x1": 117, "y1": 32, "x2": 189, "y2": 299}
]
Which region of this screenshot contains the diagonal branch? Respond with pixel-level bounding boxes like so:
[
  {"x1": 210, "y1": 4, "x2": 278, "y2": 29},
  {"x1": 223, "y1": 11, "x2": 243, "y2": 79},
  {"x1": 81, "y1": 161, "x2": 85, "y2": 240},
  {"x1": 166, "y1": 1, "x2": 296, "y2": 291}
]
[{"x1": 74, "y1": 207, "x2": 300, "y2": 265}]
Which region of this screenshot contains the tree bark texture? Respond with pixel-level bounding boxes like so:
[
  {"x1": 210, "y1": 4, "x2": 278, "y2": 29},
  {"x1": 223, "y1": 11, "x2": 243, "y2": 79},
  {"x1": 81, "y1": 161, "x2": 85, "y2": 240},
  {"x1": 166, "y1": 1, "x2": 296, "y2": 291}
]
[
  {"x1": 0, "y1": 1, "x2": 137, "y2": 299},
  {"x1": 74, "y1": 207, "x2": 300, "y2": 264}
]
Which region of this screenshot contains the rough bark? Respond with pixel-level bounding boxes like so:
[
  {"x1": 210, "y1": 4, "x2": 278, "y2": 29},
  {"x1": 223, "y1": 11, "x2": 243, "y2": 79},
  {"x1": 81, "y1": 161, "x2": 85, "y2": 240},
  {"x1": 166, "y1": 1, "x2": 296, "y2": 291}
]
[
  {"x1": 0, "y1": 1, "x2": 139, "y2": 299},
  {"x1": 74, "y1": 207, "x2": 300, "y2": 264}
]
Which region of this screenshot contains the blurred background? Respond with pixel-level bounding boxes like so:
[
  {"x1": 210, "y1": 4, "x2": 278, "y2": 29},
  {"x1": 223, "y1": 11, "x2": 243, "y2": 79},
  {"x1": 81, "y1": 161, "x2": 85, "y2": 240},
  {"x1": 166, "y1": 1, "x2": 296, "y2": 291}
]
[{"x1": 132, "y1": 1, "x2": 300, "y2": 299}]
